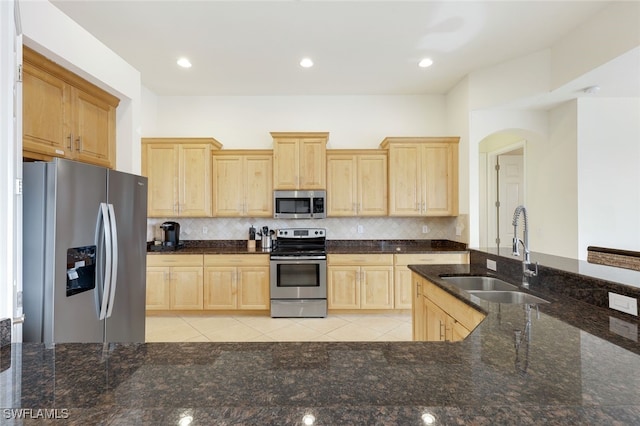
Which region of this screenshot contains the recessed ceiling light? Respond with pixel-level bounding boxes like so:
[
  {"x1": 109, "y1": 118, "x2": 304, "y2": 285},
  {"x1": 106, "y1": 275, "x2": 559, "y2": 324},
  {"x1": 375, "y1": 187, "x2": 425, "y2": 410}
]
[
  {"x1": 418, "y1": 58, "x2": 434, "y2": 68},
  {"x1": 177, "y1": 57, "x2": 192, "y2": 68},
  {"x1": 300, "y1": 57, "x2": 314, "y2": 68}
]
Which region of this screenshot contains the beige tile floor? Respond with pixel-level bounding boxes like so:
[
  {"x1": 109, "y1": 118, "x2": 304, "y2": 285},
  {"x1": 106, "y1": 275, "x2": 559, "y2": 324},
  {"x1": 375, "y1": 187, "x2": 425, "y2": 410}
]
[{"x1": 145, "y1": 312, "x2": 412, "y2": 342}]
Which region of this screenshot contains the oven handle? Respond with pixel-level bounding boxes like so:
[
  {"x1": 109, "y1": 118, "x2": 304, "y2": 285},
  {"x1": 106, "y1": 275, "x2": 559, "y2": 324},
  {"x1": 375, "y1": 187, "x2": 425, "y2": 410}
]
[{"x1": 270, "y1": 255, "x2": 327, "y2": 261}]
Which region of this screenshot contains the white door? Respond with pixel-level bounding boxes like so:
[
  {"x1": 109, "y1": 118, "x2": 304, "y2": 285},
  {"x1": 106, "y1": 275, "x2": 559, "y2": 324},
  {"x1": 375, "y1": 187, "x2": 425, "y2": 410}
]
[{"x1": 497, "y1": 154, "x2": 524, "y2": 248}]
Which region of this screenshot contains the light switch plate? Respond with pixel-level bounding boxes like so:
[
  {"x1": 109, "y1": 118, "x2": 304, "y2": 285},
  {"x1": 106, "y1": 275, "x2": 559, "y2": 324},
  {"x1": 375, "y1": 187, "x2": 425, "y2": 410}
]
[
  {"x1": 608, "y1": 292, "x2": 638, "y2": 316},
  {"x1": 486, "y1": 259, "x2": 497, "y2": 271}
]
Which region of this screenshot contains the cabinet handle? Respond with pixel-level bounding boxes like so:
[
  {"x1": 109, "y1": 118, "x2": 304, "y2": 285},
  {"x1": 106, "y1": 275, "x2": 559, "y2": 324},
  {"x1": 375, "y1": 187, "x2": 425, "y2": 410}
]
[
  {"x1": 439, "y1": 321, "x2": 445, "y2": 341},
  {"x1": 68, "y1": 133, "x2": 73, "y2": 151},
  {"x1": 76, "y1": 136, "x2": 82, "y2": 152},
  {"x1": 423, "y1": 201, "x2": 426, "y2": 212},
  {"x1": 416, "y1": 282, "x2": 422, "y2": 297}
]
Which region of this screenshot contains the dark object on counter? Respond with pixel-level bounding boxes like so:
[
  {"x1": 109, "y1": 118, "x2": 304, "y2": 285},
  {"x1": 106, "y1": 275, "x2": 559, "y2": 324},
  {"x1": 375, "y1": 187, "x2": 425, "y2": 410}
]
[
  {"x1": 149, "y1": 242, "x2": 184, "y2": 252},
  {"x1": 161, "y1": 221, "x2": 180, "y2": 246},
  {"x1": 249, "y1": 226, "x2": 256, "y2": 240}
]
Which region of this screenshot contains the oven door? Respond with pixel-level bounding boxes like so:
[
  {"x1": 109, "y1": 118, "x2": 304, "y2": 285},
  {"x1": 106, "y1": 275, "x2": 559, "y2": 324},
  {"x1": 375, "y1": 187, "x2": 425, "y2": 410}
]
[{"x1": 270, "y1": 256, "x2": 327, "y2": 299}]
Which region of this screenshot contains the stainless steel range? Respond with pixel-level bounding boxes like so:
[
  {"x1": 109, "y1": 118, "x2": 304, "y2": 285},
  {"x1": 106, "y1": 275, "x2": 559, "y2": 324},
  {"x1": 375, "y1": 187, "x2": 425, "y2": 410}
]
[{"x1": 270, "y1": 228, "x2": 327, "y2": 318}]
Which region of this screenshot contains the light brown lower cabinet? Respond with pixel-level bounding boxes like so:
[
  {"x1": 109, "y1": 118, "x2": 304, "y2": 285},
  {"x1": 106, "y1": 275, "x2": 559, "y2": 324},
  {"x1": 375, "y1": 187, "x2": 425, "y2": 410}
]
[
  {"x1": 328, "y1": 254, "x2": 394, "y2": 310},
  {"x1": 394, "y1": 253, "x2": 469, "y2": 309},
  {"x1": 204, "y1": 254, "x2": 270, "y2": 310},
  {"x1": 412, "y1": 272, "x2": 485, "y2": 341},
  {"x1": 146, "y1": 255, "x2": 204, "y2": 310}
]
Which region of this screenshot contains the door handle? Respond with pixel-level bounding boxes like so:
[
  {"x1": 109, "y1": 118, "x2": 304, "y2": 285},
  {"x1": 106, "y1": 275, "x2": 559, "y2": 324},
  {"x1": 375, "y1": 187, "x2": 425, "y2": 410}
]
[
  {"x1": 105, "y1": 203, "x2": 118, "y2": 318},
  {"x1": 98, "y1": 203, "x2": 112, "y2": 320}
]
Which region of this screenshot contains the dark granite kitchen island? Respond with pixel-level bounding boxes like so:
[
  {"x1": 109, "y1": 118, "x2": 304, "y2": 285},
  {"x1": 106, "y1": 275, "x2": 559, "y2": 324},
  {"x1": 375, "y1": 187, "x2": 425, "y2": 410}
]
[{"x1": 3, "y1": 248, "x2": 640, "y2": 425}]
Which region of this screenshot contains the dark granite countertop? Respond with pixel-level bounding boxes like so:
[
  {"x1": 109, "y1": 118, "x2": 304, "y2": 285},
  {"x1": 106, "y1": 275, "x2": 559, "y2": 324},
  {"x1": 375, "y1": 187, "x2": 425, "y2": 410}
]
[
  {"x1": 3, "y1": 254, "x2": 640, "y2": 424},
  {"x1": 147, "y1": 239, "x2": 468, "y2": 255}
]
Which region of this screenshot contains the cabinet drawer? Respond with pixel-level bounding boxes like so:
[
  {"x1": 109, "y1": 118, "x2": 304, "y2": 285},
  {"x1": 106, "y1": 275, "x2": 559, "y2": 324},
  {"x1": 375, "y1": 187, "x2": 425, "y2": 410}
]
[
  {"x1": 147, "y1": 254, "x2": 203, "y2": 267},
  {"x1": 394, "y1": 252, "x2": 468, "y2": 266},
  {"x1": 328, "y1": 254, "x2": 394, "y2": 266},
  {"x1": 204, "y1": 254, "x2": 269, "y2": 267},
  {"x1": 422, "y1": 279, "x2": 485, "y2": 332}
]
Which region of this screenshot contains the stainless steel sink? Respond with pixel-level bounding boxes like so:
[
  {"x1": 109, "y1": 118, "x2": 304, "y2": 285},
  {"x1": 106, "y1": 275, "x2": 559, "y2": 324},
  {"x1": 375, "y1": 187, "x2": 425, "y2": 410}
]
[
  {"x1": 441, "y1": 276, "x2": 518, "y2": 291},
  {"x1": 468, "y1": 291, "x2": 549, "y2": 304}
]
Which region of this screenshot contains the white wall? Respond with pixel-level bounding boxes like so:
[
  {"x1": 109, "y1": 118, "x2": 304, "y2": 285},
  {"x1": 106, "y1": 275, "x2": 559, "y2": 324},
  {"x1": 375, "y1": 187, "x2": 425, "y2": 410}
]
[
  {"x1": 143, "y1": 95, "x2": 446, "y2": 149},
  {"x1": 20, "y1": 0, "x2": 142, "y2": 173},
  {"x1": 577, "y1": 97, "x2": 640, "y2": 258},
  {"x1": 534, "y1": 101, "x2": 579, "y2": 258},
  {"x1": 0, "y1": 0, "x2": 18, "y2": 327}
]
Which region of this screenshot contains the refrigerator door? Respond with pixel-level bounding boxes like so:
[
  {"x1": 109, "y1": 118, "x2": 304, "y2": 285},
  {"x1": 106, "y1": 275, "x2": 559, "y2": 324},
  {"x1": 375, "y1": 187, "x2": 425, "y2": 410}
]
[
  {"x1": 46, "y1": 159, "x2": 109, "y2": 343},
  {"x1": 105, "y1": 169, "x2": 148, "y2": 342}
]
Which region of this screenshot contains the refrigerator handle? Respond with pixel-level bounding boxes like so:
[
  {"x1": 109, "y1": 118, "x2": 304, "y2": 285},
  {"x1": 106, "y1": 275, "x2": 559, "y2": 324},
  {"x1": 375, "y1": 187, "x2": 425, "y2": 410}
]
[
  {"x1": 106, "y1": 203, "x2": 118, "y2": 318},
  {"x1": 99, "y1": 202, "x2": 112, "y2": 320}
]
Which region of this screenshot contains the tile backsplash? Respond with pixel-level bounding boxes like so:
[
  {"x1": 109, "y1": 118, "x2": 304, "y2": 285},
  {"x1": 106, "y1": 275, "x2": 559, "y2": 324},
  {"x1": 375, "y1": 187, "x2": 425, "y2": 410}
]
[
  {"x1": 0, "y1": 318, "x2": 10, "y2": 348},
  {"x1": 148, "y1": 215, "x2": 468, "y2": 243}
]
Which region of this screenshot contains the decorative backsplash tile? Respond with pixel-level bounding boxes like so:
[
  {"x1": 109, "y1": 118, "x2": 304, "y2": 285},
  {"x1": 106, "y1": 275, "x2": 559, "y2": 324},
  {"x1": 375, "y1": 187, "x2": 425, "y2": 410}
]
[
  {"x1": 148, "y1": 216, "x2": 467, "y2": 243},
  {"x1": 0, "y1": 318, "x2": 10, "y2": 348}
]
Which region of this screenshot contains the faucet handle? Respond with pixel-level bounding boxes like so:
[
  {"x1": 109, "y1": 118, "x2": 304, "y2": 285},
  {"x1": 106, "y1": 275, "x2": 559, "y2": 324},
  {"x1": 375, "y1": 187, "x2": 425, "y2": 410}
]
[
  {"x1": 524, "y1": 261, "x2": 538, "y2": 277},
  {"x1": 512, "y1": 237, "x2": 520, "y2": 256}
]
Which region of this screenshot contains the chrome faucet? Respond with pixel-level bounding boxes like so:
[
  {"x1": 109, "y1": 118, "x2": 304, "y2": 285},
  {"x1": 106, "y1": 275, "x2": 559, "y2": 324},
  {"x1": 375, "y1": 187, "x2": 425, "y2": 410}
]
[{"x1": 512, "y1": 205, "x2": 538, "y2": 285}]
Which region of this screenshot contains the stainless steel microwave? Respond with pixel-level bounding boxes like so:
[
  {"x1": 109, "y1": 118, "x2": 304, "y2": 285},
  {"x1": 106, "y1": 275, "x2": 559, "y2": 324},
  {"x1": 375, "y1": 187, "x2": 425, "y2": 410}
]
[{"x1": 273, "y1": 190, "x2": 326, "y2": 219}]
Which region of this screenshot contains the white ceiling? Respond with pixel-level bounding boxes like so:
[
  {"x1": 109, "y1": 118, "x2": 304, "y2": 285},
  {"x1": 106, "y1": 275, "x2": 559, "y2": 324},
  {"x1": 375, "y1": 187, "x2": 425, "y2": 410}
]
[{"x1": 50, "y1": 0, "x2": 635, "y2": 99}]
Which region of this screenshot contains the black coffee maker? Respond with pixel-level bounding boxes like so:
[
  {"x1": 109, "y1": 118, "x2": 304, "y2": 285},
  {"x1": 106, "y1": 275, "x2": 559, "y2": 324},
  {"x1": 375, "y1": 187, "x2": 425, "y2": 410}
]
[{"x1": 160, "y1": 221, "x2": 181, "y2": 247}]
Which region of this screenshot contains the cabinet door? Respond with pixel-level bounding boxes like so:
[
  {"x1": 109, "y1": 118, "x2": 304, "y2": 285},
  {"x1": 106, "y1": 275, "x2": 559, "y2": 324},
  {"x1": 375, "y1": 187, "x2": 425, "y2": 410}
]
[
  {"x1": 388, "y1": 144, "x2": 422, "y2": 216},
  {"x1": 328, "y1": 266, "x2": 360, "y2": 309},
  {"x1": 179, "y1": 144, "x2": 212, "y2": 217},
  {"x1": 449, "y1": 318, "x2": 470, "y2": 342},
  {"x1": 327, "y1": 155, "x2": 357, "y2": 216},
  {"x1": 144, "y1": 144, "x2": 179, "y2": 217},
  {"x1": 213, "y1": 155, "x2": 245, "y2": 217},
  {"x1": 203, "y1": 267, "x2": 237, "y2": 309},
  {"x1": 237, "y1": 266, "x2": 270, "y2": 309},
  {"x1": 170, "y1": 266, "x2": 203, "y2": 310},
  {"x1": 424, "y1": 297, "x2": 449, "y2": 342},
  {"x1": 357, "y1": 154, "x2": 387, "y2": 216},
  {"x1": 72, "y1": 88, "x2": 116, "y2": 168},
  {"x1": 22, "y1": 64, "x2": 70, "y2": 157},
  {"x1": 360, "y1": 266, "x2": 394, "y2": 309},
  {"x1": 394, "y1": 268, "x2": 413, "y2": 310},
  {"x1": 146, "y1": 267, "x2": 171, "y2": 310},
  {"x1": 245, "y1": 155, "x2": 273, "y2": 217},
  {"x1": 423, "y1": 144, "x2": 457, "y2": 216},
  {"x1": 299, "y1": 139, "x2": 326, "y2": 189},
  {"x1": 273, "y1": 139, "x2": 299, "y2": 189}
]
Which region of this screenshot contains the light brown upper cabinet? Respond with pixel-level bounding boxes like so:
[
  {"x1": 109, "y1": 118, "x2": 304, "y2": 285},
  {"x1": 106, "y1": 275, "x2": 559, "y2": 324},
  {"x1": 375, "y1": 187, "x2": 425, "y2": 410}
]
[
  {"x1": 142, "y1": 138, "x2": 222, "y2": 217},
  {"x1": 212, "y1": 150, "x2": 273, "y2": 217},
  {"x1": 23, "y1": 46, "x2": 119, "y2": 169},
  {"x1": 326, "y1": 150, "x2": 387, "y2": 217},
  {"x1": 271, "y1": 132, "x2": 328, "y2": 190},
  {"x1": 381, "y1": 137, "x2": 459, "y2": 217}
]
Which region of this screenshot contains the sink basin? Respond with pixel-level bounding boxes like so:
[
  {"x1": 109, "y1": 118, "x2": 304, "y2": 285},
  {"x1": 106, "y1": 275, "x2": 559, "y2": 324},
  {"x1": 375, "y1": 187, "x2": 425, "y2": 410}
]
[
  {"x1": 468, "y1": 291, "x2": 549, "y2": 304},
  {"x1": 441, "y1": 276, "x2": 518, "y2": 291}
]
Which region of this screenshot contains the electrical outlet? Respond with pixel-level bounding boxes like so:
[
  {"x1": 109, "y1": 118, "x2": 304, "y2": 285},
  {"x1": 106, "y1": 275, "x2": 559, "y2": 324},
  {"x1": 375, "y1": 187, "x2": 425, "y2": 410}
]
[
  {"x1": 357, "y1": 225, "x2": 364, "y2": 234},
  {"x1": 422, "y1": 225, "x2": 429, "y2": 234},
  {"x1": 486, "y1": 259, "x2": 497, "y2": 271},
  {"x1": 608, "y1": 292, "x2": 638, "y2": 316},
  {"x1": 202, "y1": 226, "x2": 208, "y2": 234}
]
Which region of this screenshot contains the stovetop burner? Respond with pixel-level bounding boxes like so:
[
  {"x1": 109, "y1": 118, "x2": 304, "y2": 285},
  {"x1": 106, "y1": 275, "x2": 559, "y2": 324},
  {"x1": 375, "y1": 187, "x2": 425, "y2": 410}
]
[{"x1": 271, "y1": 228, "x2": 326, "y2": 257}]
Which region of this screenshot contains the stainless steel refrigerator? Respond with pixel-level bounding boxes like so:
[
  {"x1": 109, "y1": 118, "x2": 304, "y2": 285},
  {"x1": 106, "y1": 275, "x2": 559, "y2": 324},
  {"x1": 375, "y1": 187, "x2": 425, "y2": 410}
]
[{"x1": 23, "y1": 158, "x2": 148, "y2": 344}]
